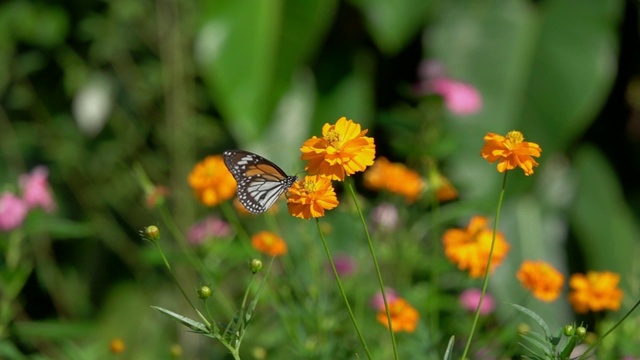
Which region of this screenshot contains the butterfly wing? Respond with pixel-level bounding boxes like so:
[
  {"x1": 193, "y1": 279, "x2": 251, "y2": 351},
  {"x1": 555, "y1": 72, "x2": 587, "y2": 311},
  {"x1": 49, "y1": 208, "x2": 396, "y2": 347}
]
[{"x1": 223, "y1": 150, "x2": 297, "y2": 214}]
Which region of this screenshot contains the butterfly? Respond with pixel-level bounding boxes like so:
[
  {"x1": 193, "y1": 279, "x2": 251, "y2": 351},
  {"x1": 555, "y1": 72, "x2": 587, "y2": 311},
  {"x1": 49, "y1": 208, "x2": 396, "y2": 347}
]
[{"x1": 223, "y1": 150, "x2": 298, "y2": 214}]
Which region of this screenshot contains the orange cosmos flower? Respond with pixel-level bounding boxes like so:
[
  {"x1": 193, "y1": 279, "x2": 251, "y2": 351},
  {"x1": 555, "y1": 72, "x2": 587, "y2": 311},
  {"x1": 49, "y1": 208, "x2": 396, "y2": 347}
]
[
  {"x1": 442, "y1": 216, "x2": 510, "y2": 278},
  {"x1": 376, "y1": 297, "x2": 420, "y2": 333},
  {"x1": 287, "y1": 175, "x2": 339, "y2": 219},
  {"x1": 300, "y1": 117, "x2": 375, "y2": 181},
  {"x1": 480, "y1": 131, "x2": 542, "y2": 176},
  {"x1": 568, "y1": 271, "x2": 623, "y2": 314},
  {"x1": 188, "y1": 155, "x2": 237, "y2": 206},
  {"x1": 251, "y1": 231, "x2": 288, "y2": 256},
  {"x1": 516, "y1": 260, "x2": 564, "y2": 302},
  {"x1": 363, "y1": 157, "x2": 424, "y2": 202}
]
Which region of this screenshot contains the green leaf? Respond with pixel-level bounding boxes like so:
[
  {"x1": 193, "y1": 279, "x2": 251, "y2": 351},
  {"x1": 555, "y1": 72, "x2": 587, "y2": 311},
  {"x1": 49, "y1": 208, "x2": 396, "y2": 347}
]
[
  {"x1": 570, "y1": 146, "x2": 638, "y2": 294},
  {"x1": 520, "y1": 0, "x2": 623, "y2": 153},
  {"x1": 196, "y1": 0, "x2": 336, "y2": 145},
  {"x1": 442, "y1": 335, "x2": 455, "y2": 360},
  {"x1": 151, "y1": 306, "x2": 208, "y2": 333},
  {"x1": 509, "y1": 303, "x2": 551, "y2": 338},
  {"x1": 349, "y1": 0, "x2": 432, "y2": 54}
]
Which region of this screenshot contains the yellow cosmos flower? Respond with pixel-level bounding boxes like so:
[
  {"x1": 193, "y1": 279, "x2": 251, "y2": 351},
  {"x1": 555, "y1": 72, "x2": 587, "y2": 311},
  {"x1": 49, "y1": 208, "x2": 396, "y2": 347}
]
[
  {"x1": 376, "y1": 297, "x2": 420, "y2": 333},
  {"x1": 287, "y1": 175, "x2": 339, "y2": 219},
  {"x1": 568, "y1": 271, "x2": 623, "y2": 313},
  {"x1": 188, "y1": 155, "x2": 237, "y2": 206},
  {"x1": 300, "y1": 117, "x2": 375, "y2": 181},
  {"x1": 434, "y1": 174, "x2": 458, "y2": 202},
  {"x1": 363, "y1": 157, "x2": 424, "y2": 202},
  {"x1": 251, "y1": 231, "x2": 288, "y2": 257},
  {"x1": 480, "y1": 131, "x2": 542, "y2": 176},
  {"x1": 516, "y1": 260, "x2": 564, "y2": 302},
  {"x1": 442, "y1": 216, "x2": 510, "y2": 278}
]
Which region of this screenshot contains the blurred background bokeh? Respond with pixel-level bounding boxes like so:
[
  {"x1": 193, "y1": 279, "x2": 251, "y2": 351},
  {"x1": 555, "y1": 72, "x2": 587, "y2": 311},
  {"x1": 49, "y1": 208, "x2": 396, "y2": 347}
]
[{"x1": 2, "y1": 0, "x2": 640, "y2": 359}]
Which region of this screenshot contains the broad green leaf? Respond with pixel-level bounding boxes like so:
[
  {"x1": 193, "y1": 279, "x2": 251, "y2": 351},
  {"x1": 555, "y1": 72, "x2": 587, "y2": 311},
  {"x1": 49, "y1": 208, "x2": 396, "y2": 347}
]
[
  {"x1": 349, "y1": 0, "x2": 432, "y2": 54},
  {"x1": 570, "y1": 146, "x2": 638, "y2": 294},
  {"x1": 520, "y1": 0, "x2": 623, "y2": 153},
  {"x1": 196, "y1": 0, "x2": 336, "y2": 145}
]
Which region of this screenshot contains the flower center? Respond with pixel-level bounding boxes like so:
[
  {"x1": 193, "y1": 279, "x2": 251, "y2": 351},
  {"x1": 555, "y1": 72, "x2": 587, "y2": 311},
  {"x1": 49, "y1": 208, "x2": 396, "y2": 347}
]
[
  {"x1": 303, "y1": 179, "x2": 317, "y2": 192},
  {"x1": 324, "y1": 128, "x2": 340, "y2": 143},
  {"x1": 506, "y1": 131, "x2": 524, "y2": 144}
]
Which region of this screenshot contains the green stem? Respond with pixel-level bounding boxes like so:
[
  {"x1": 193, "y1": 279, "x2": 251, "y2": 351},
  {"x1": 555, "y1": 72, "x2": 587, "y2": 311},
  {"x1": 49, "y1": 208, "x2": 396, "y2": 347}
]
[
  {"x1": 315, "y1": 219, "x2": 372, "y2": 360},
  {"x1": 153, "y1": 241, "x2": 211, "y2": 328},
  {"x1": 578, "y1": 297, "x2": 640, "y2": 359},
  {"x1": 461, "y1": 171, "x2": 508, "y2": 360},
  {"x1": 347, "y1": 182, "x2": 400, "y2": 360}
]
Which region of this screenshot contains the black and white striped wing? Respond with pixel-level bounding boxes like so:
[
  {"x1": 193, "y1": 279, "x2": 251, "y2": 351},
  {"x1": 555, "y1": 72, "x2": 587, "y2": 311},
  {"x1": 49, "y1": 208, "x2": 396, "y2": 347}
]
[{"x1": 223, "y1": 150, "x2": 297, "y2": 214}]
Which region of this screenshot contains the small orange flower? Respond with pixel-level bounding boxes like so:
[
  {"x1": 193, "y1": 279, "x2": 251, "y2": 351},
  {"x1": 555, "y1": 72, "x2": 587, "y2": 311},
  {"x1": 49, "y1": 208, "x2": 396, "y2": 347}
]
[
  {"x1": 568, "y1": 271, "x2": 623, "y2": 314},
  {"x1": 287, "y1": 175, "x2": 339, "y2": 219},
  {"x1": 109, "y1": 337, "x2": 125, "y2": 354},
  {"x1": 516, "y1": 260, "x2": 564, "y2": 302},
  {"x1": 251, "y1": 231, "x2": 287, "y2": 256},
  {"x1": 442, "y1": 216, "x2": 510, "y2": 278},
  {"x1": 376, "y1": 297, "x2": 420, "y2": 333},
  {"x1": 188, "y1": 155, "x2": 237, "y2": 206},
  {"x1": 363, "y1": 157, "x2": 424, "y2": 202},
  {"x1": 480, "y1": 131, "x2": 542, "y2": 176},
  {"x1": 300, "y1": 117, "x2": 375, "y2": 181}
]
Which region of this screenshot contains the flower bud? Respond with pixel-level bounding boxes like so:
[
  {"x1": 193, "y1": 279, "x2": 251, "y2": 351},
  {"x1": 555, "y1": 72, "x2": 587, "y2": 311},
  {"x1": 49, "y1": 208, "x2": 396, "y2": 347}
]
[
  {"x1": 576, "y1": 326, "x2": 587, "y2": 338},
  {"x1": 143, "y1": 225, "x2": 160, "y2": 242},
  {"x1": 250, "y1": 259, "x2": 263, "y2": 274},
  {"x1": 197, "y1": 286, "x2": 212, "y2": 300},
  {"x1": 563, "y1": 324, "x2": 575, "y2": 336}
]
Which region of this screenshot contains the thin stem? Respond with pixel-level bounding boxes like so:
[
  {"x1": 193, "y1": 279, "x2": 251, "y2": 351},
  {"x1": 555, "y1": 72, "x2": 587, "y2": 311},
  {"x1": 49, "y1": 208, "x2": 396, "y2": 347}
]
[
  {"x1": 579, "y1": 297, "x2": 640, "y2": 359},
  {"x1": 315, "y1": 219, "x2": 372, "y2": 360},
  {"x1": 461, "y1": 171, "x2": 508, "y2": 359},
  {"x1": 153, "y1": 241, "x2": 211, "y2": 328},
  {"x1": 347, "y1": 182, "x2": 400, "y2": 360}
]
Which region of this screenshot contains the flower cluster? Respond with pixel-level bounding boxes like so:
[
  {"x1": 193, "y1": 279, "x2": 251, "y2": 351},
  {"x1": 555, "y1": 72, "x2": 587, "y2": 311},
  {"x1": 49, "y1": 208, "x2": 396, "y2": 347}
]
[
  {"x1": 442, "y1": 216, "x2": 510, "y2": 278},
  {"x1": 0, "y1": 166, "x2": 56, "y2": 232},
  {"x1": 568, "y1": 271, "x2": 623, "y2": 313},
  {"x1": 371, "y1": 290, "x2": 419, "y2": 333},
  {"x1": 188, "y1": 155, "x2": 236, "y2": 207},
  {"x1": 516, "y1": 260, "x2": 564, "y2": 302},
  {"x1": 290, "y1": 117, "x2": 376, "y2": 219},
  {"x1": 363, "y1": 157, "x2": 423, "y2": 203}
]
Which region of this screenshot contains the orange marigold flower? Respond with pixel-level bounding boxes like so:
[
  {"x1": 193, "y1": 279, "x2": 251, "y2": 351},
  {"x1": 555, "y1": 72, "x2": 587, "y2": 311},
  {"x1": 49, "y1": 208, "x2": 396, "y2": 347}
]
[
  {"x1": 363, "y1": 157, "x2": 423, "y2": 202},
  {"x1": 568, "y1": 271, "x2": 623, "y2": 314},
  {"x1": 251, "y1": 231, "x2": 288, "y2": 256},
  {"x1": 480, "y1": 131, "x2": 542, "y2": 176},
  {"x1": 287, "y1": 175, "x2": 339, "y2": 219},
  {"x1": 188, "y1": 155, "x2": 236, "y2": 206},
  {"x1": 442, "y1": 216, "x2": 510, "y2": 278},
  {"x1": 300, "y1": 117, "x2": 375, "y2": 181},
  {"x1": 516, "y1": 260, "x2": 564, "y2": 302},
  {"x1": 376, "y1": 297, "x2": 420, "y2": 333}
]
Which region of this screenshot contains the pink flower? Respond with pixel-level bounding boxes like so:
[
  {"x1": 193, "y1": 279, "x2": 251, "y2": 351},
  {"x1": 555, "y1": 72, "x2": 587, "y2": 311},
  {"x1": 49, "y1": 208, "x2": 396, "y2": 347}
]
[
  {"x1": 371, "y1": 288, "x2": 399, "y2": 311},
  {"x1": 20, "y1": 166, "x2": 56, "y2": 212},
  {"x1": 0, "y1": 192, "x2": 29, "y2": 231},
  {"x1": 187, "y1": 216, "x2": 232, "y2": 245},
  {"x1": 459, "y1": 288, "x2": 495, "y2": 315},
  {"x1": 430, "y1": 78, "x2": 482, "y2": 115},
  {"x1": 326, "y1": 254, "x2": 357, "y2": 277}
]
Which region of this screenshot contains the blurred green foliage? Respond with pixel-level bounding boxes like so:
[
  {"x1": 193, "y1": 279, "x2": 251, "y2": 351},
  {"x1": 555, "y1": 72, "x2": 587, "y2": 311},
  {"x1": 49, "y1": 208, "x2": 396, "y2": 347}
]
[{"x1": 1, "y1": 0, "x2": 640, "y2": 358}]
